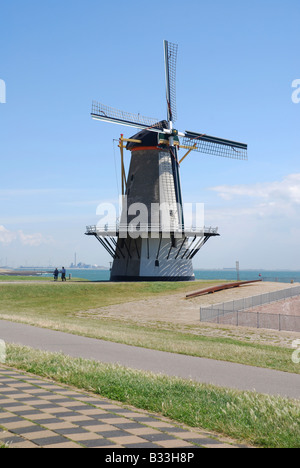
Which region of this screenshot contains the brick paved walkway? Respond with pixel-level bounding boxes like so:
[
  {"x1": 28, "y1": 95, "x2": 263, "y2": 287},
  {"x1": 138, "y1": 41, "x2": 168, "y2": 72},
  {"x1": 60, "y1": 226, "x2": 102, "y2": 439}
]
[{"x1": 0, "y1": 366, "x2": 247, "y2": 448}]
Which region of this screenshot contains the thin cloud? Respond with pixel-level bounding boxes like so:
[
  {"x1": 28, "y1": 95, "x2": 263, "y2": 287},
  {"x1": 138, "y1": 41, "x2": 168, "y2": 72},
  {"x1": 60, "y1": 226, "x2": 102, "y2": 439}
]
[
  {"x1": 210, "y1": 173, "x2": 300, "y2": 206},
  {"x1": 0, "y1": 226, "x2": 17, "y2": 244},
  {"x1": 0, "y1": 225, "x2": 53, "y2": 247}
]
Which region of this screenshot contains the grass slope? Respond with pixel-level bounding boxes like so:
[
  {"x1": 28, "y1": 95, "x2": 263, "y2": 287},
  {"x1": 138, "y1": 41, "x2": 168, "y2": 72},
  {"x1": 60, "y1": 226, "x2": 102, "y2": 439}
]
[{"x1": 0, "y1": 281, "x2": 299, "y2": 374}]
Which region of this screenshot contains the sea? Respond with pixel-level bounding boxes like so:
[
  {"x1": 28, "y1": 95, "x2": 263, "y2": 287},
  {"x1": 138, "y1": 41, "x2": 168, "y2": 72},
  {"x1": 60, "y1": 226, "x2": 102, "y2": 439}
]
[{"x1": 33, "y1": 269, "x2": 300, "y2": 284}]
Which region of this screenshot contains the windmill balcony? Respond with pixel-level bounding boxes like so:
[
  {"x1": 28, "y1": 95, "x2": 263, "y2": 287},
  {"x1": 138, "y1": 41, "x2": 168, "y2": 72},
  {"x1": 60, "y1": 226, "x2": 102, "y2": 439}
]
[{"x1": 85, "y1": 224, "x2": 218, "y2": 238}]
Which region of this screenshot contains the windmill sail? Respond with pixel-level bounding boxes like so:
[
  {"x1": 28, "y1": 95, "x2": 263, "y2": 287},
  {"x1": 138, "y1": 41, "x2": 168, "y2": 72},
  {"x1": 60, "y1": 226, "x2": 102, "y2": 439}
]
[
  {"x1": 164, "y1": 41, "x2": 178, "y2": 124},
  {"x1": 91, "y1": 101, "x2": 163, "y2": 132},
  {"x1": 182, "y1": 131, "x2": 248, "y2": 160}
]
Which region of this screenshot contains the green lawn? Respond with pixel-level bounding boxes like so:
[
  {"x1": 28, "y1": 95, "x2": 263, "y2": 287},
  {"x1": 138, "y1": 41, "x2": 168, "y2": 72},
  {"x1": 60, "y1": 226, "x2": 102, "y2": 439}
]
[
  {"x1": 0, "y1": 280, "x2": 207, "y2": 313},
  {"x1": 0, "y1": 275, "x2": 87, "y2": 282},
  {"x1": 0, "y1": 275, "x2": 51, "y2": 281}
]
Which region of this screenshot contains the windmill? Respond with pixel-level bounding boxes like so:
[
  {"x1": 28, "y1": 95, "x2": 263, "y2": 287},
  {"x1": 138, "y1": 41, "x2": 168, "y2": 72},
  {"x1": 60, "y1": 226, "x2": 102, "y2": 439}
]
[{"x1": 86, "y1": 40, "x2": 247, "y2": 281}]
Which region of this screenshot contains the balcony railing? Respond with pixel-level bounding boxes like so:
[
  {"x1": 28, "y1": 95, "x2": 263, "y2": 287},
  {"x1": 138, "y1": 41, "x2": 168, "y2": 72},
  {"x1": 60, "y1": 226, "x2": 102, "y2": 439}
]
[{"x1": 85, "y1": 224, "x2": 218, "y2": 236}]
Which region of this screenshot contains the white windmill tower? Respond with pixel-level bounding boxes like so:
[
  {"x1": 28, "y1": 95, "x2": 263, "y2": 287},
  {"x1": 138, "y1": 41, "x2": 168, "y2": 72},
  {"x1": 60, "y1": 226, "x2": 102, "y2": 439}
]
[{"x1": 86, "y1": 41, "x2": 247, "y2": 281}]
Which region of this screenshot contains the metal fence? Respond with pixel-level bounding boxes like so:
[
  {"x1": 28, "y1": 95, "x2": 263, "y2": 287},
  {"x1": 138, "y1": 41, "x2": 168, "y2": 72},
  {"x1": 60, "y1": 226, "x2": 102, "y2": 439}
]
[{"x1": 200, "y1": 285, "x2": 300, "y2": 332}]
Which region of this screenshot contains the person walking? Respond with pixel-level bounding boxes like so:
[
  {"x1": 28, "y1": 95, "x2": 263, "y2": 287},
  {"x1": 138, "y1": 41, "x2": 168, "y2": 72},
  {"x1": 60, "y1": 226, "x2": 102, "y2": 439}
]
[
  {"x1": 61, "y1": 267, "x2": 67, "y2": 282},
  {"x1": 53, "y1": 268, "x2": 59, "y2": 281}
]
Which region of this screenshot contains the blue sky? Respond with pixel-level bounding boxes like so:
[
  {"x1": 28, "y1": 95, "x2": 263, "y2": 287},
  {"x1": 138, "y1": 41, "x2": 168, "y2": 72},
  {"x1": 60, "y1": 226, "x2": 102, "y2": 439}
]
[{"x1": 0, "y1": 0, "x2": 299, "y2": 269}]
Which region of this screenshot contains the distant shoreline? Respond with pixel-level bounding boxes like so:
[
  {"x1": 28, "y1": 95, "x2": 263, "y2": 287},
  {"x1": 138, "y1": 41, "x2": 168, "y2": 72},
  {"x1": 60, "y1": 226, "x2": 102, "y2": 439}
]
[
  {"x1": 1, "y1": 268, "x2": 300, "y2": 273},
  {"x1": 1, "y1": 268, "x2": 300, "y2": 284},
  {"x1": 0, "y1": 267, "x2": 110, "y2": 276}
]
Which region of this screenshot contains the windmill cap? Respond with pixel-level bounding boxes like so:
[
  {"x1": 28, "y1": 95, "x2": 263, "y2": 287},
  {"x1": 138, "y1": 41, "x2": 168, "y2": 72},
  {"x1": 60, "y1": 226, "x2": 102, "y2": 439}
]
[{"x1": 126, "y1": 120, "x2": 168, "y2": 151}]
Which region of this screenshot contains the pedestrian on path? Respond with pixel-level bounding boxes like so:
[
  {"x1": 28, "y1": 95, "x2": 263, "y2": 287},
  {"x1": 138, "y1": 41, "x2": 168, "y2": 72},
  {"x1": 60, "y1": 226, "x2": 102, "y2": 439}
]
[{"x1": 61, "y1": 267, "x2": 67, "y2": 282}]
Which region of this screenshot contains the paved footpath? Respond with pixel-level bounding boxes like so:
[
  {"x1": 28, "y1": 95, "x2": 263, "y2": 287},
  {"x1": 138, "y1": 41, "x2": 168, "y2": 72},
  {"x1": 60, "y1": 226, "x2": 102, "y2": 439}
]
[
  {"x1": 0, "y1": 366, "x2": 248, "y2": 449},
  {"x1": 1, "y1": 320, "x2": 300, "y2": 400}
]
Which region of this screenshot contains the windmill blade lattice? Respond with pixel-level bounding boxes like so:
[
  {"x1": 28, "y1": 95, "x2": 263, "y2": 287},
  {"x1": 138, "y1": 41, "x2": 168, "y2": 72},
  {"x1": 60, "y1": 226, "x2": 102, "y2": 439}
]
[
  {"x1": 164, "y1": 41, "x2": 178, "y2": 124},
  {"x1": 91, "y1": 101, "x2": 163, "y2": 132},
  {"x1": 182, "y1": 131, "x2": 248, "y2": 160}
]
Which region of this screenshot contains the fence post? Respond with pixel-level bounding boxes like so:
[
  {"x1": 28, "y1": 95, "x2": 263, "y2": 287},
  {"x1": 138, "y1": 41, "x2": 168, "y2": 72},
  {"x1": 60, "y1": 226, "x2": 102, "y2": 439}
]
[
  {"x1": 257, "y1": 312, "x2": 259, "y2": 329},
  {"x1": 279, "y1": 314, "x2": 281, "y2": 331}
]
